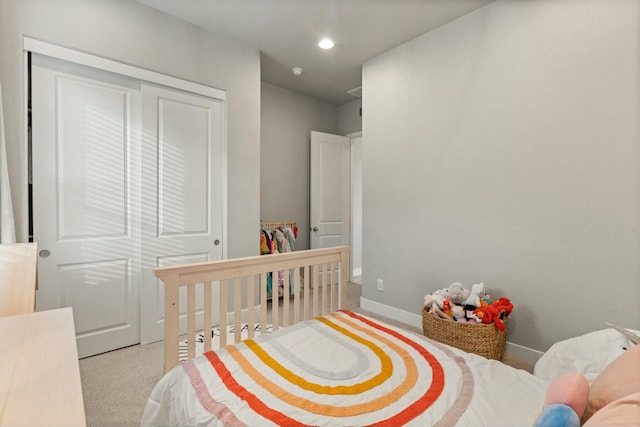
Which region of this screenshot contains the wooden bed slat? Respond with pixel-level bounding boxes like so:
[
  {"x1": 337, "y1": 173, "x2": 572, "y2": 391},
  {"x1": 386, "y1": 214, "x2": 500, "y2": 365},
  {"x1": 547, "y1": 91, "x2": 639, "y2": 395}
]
[
  {"x1": 247, "y1": 275, "x2": 255, "y2": 340},
  {"x1": 220, "y1": 280, "x2": 228, "y2": 348},
  {"x1": 338, "y1": 256, "x2": 344, "y2": 309},
  {"x1": 234, "y1": 278, "x2": 242, "y2": 344},
  {"x1": 272, "y1": 270, "x2": 279, "y2": 331},
  {"x1": 315, "y1": 267, "x2": 327, "y2": 312},
  {"x1": 260, "y1": 273, "x2": 268, "y2": 334},
  {"x1": 281, "y1": 271, "x2": 288, "y2": 327},
  {"x1": 293, "y1": 268, "x2": 300, "y2": 324},
  {"x1": 156, "y1": 246, "x2": 350, "y2": 372},
  {"x1": 163, "y1": 275, "x2": 180, "y2": 373},
  {"x1": 312, "y1": 265, "x2": 319, "y2": 318},
  {"x1": 332, "y1": 262, "x2": 338, "y2": 312},
  {"x1": 204, "y1": 281, "x2": 212, "y2": 352},
  {"x1": 187, "y1": 284, "x2": 196, "y2": 359}
]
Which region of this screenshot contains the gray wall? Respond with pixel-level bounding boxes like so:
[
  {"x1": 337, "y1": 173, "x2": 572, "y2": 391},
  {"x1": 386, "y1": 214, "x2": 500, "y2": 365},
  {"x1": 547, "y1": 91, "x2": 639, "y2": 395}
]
[
  {"x1": 260, "y1": 82, "x2": 338, "y2": 250},
  {"x1": 0, "y1": 0, "x2": 260, "y2": 258},
  {"x1": 362, "y1": 0, "x2": 640, "y2": 352},
  {"x1": 338, "y1": 99, "x2": 362, "y2": 136}
]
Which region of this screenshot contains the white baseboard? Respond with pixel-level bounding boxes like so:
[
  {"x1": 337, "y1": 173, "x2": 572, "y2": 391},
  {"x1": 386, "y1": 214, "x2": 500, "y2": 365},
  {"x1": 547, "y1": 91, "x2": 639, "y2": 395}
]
[
  {"x1": 359, "y1": 297, "x2": 542, "y2": 366},
  {"x1": 225, "y1": 305, "x2": 261, "y2": 324},
  {"x1": 359, "y1": 297, "x2": 423, "y2": 329},
  {"x1": 505, "y1": 342, "x2": 544, "y2": 367}
]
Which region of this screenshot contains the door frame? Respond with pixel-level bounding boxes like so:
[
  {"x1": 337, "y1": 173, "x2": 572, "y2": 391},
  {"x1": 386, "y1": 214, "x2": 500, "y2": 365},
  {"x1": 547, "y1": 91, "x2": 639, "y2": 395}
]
[
  {"x1": 346, "y1": 131, "x2": 362, "y2": 280},
  {"x1": 24, "y1": 38, "x2": 229, "y2": 344}
]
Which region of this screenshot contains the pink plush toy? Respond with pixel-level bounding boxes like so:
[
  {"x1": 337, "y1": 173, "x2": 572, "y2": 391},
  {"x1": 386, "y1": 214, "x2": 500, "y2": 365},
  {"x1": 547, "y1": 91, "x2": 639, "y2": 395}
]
[
  {"x1": 544, "y1": 372, "x2": 590, "y2": 418},
  {"x1": 533, "y1": 372, "x2": 590, "y2": 427}
]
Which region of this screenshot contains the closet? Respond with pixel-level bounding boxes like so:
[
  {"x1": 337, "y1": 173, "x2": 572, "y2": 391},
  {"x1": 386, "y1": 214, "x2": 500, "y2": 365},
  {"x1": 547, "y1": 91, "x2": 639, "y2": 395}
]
[
  {"x1": 30, "y1": 43, "x2": 226, "y2": 358},
  {"x1": 260, "y1": 222, "x2": 297, "y2": 297}
]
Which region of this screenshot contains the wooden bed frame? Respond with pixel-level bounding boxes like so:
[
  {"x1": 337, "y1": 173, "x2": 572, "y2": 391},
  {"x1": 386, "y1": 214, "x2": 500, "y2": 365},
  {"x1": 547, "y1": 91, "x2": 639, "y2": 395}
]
[{"x1": 154, "y1": 246, "x2": 350, "y2": 372}]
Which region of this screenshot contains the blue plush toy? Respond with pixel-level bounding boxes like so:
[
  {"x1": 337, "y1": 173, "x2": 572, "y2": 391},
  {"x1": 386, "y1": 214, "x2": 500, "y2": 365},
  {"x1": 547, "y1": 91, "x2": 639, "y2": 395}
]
[
  {"x1": 532, "y1": 403, "x2": 581, "y2": 427},
  {"x1": 533, "y1": 371, "x2": 590, "y2": 427}
]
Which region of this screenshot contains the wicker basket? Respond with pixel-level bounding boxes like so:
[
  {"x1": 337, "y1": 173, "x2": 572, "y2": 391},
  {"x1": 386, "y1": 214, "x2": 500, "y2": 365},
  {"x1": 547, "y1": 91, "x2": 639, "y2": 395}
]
[{"x1": 421, "y1": 306, "x2": 507, "y2": 360}]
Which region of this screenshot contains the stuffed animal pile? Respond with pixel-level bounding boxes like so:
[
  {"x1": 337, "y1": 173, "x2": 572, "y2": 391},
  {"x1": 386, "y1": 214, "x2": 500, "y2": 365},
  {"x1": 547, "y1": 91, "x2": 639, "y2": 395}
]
[{"x1": 423, "y1": 282, "x2": 513, "y2": 331}]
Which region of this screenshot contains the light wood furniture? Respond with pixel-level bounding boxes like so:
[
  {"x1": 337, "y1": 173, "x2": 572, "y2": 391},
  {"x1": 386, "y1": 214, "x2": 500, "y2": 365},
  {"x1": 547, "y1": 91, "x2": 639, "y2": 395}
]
[
  {"x1": 0, "y1": 307, "x2": 86, "y2": 427},
  {"x1": 0, "y1": 243, "x2": 37, "y2": 317},
  {"x1": 155, "y1": 246, "x2": 350, "y2": 372}
]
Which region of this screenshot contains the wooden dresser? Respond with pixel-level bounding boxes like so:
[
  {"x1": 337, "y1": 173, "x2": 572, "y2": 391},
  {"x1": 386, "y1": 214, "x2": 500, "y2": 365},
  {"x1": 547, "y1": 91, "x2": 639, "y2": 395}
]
[{"x1": 0, "y1": 307, "x2": 86, "y2": 426}]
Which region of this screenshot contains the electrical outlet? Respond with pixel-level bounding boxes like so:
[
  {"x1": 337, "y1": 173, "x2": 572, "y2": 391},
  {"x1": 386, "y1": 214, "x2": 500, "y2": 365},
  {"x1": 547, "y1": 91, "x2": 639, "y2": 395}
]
[{"x1": 377, "y1": 278, "x2": 384, "y2": 291}]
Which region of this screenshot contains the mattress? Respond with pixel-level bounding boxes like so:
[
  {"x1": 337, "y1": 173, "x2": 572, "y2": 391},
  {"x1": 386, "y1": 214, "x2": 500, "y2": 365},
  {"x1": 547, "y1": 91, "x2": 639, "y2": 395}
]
[{"x1": 141, "y1": 310, "x2": 548, "y2": 426}]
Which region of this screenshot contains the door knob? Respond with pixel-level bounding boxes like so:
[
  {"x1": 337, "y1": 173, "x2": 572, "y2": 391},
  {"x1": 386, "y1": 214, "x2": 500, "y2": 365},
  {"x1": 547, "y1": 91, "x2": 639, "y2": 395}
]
[
  {"x1": 312, "y1": 227, "x2": 318, "y2": 232},
  {"x1": 213, "y1": 239, "x2": 220, "y2": 246},
  {"x1": 39, "y1": 249, "x2": 51, "y2": 258}
]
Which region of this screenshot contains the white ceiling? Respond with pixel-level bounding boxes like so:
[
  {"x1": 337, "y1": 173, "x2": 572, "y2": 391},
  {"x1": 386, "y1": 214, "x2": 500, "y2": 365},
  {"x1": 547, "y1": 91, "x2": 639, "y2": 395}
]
[{"x1": 136, "y1": 0, "x2": 493, "y2": 105}]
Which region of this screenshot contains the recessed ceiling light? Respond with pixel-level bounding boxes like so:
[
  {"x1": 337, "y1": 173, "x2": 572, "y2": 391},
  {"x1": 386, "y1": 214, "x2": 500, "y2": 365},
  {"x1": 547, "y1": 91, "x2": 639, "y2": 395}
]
[{"x1": 318, "y1": 38, "x2": 334, "y2": 49}]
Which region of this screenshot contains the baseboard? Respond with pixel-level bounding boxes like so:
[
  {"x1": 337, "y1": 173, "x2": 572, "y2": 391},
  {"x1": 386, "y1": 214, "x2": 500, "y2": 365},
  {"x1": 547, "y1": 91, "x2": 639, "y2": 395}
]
[
  {"x1": 359, "y1": 297, "x2": 423, "y2": 329},
  {"x1": 225, "y1": 305, "x2": 261, "y2": 324},
  {"x1": 359, "y1": 297, "x2": 543, "y2": 366},
  {"x1": 505, "y1": 341, "x2": 544, "y2": 368}
]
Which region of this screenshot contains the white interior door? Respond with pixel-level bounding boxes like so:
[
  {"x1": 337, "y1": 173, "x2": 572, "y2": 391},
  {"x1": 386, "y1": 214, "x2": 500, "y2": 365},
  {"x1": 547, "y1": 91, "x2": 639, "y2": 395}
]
[
  {"x1": 32, "y1": 55, "x2": 142, "y2": 358},
  {"x1": 139, "y1": 83, "x2": 225, "y2": 344},
  {"x1": 310, "y1": 131, "x2": 350, "y2": 249}
]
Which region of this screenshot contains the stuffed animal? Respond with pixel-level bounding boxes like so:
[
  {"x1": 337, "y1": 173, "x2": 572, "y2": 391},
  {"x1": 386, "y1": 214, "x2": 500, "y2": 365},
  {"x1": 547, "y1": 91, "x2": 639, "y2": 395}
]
[
  {"x1": 462, "y1": 282, "x2": 485, "y2": 307},
  {"x1": 492, "y1": 297, "x2": 514, "y2": 316},
  {"x1": 473, "y1": 297, "x2": 513, "y2": 331},
  {"x1": 424, "y1": 293, "x2": 445, "y2": 310},
  {"x1": 480, "y1": 293, "x2": 493, "y2": 307},
  {"x1": 472, "y1": 306, "x2": 496, "y2": 326},
  {"x1": 442, "y1": 295, "x2": 452, "y2": 317},
  {"x1": 446, "y1": 282, "x2": 470, "y2": 305},
  {"x1": 533, "y1": 372, "x2": 589, "y2": 427},
  {"x1": 451, "y1": 305, "x2": 467, "y2": 322},
  {"x1": 533, "y1": 404, "x2": 580, "y2": 427},
  {"x1": 428, "y1": 304, "x2": 452, "y2": 321}
]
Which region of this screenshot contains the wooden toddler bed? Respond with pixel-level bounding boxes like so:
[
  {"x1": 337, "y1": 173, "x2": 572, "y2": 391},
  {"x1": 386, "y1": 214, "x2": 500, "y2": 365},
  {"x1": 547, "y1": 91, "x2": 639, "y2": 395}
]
[{"x1": 142, "y1": 246, "x2": 549, "y2": 426}]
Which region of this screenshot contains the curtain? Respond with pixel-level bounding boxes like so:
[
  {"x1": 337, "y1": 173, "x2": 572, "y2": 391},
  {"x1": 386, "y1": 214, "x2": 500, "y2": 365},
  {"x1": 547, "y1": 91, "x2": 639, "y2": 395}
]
[{"x1": 0, "y1": 81, "x2": 16, "y2": 243}]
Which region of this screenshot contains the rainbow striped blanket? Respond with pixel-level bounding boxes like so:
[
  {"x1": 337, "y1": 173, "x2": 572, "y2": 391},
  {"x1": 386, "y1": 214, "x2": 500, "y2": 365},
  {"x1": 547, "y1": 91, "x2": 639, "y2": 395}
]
[{"x1": 142, "y1": 310, "x2": 547, "y2": 426}]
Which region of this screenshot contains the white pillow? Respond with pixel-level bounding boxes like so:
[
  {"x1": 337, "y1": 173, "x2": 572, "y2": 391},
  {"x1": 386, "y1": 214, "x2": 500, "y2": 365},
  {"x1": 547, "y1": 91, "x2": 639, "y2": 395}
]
[{"x1": 533, "y1": 328, "x2": 639, "y2": 382}]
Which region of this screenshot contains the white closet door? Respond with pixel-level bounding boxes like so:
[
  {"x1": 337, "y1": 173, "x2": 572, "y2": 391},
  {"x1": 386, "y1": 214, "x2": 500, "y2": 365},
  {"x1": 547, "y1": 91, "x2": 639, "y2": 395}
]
[
  {"x1": 32, "y1": 55, "x2": 142, "y2": 358},
  {"x1": 139, "y1": 83, "x2": 225, "y2": 344}
]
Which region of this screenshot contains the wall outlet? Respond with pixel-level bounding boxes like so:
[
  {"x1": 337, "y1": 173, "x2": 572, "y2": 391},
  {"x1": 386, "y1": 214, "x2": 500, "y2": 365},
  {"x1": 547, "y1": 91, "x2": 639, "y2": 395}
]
[{"x1": 376, "y1": 278, "x2": 384, "y2": 291}]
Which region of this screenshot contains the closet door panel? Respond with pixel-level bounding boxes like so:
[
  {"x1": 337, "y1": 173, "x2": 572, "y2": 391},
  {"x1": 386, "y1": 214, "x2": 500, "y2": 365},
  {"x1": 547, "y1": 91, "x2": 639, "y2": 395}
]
[
  {"x1": 140, "y1": 83, "x2": 225, "y2": 344},
  {"x1": 32, "y1": 55, "x2": 142, "y2": 358},
  {"x1": 157, "y1": 98, "x2": 209, "y2": 236}
]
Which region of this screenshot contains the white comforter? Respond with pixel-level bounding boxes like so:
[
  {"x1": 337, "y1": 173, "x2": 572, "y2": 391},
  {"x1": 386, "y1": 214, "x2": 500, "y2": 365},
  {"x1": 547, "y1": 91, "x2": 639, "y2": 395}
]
[{"x1": 141, "y1": 311, "x2": 547, "y2": 426}]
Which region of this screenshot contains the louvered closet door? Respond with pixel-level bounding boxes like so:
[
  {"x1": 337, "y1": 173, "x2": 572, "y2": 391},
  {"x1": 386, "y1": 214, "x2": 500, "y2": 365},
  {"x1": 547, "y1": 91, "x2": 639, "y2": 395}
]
[
  {"x1": 32, "y1": 55, "x2": 142, "y2": 358},
  {"x1": 139, "y1": 83, "x2": 225, "y2": 344}
]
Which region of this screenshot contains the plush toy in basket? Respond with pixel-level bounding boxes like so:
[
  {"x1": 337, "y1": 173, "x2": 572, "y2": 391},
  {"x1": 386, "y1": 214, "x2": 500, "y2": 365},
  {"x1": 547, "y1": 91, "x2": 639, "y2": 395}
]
[{"x1": 422, "y1": 282, "x2": 513, "y2": 359}]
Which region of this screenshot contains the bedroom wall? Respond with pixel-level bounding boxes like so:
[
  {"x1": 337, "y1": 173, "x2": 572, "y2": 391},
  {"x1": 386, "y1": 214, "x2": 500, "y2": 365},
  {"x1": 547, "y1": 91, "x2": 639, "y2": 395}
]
[
  {"x1": 0, "y1": 0, "x2": 261, "y2": 258},
  {"x1": 362, "y1": 0, "x2": 640, "y2": 352},
  {"x1": 338, "y1": 98, "x2": 362, "y2": 136},
  {"x1": 260, "y1": 82, "x2": 338, "y2": 251}
]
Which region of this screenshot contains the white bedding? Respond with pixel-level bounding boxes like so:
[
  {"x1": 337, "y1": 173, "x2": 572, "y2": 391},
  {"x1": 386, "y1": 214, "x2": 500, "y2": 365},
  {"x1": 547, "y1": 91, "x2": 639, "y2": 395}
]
[
  {"x1": 141, "y1": 310, "x2": 548, "y2": 426},
  {"x1": 534, "y1": 327, "x2": 640, "y2": 381}
]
